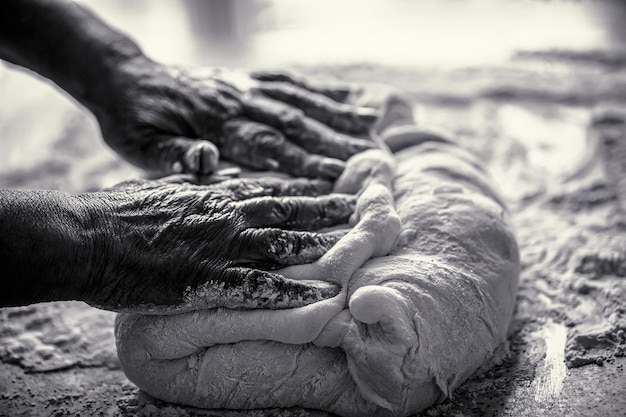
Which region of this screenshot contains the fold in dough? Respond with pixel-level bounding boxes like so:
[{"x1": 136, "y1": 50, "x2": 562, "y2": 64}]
[{"x1": 115, "y1": 141, "x2": 520, "y2": 417}]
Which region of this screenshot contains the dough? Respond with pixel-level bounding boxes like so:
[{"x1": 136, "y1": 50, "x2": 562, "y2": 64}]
[{"x1": 115, "y1": 131, "x2": 520, "y2": 416}]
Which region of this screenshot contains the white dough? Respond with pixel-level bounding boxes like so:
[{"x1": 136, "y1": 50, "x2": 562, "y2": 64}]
[{"x1": 115, "y1": 137, "x2": 519, "y2": 416}]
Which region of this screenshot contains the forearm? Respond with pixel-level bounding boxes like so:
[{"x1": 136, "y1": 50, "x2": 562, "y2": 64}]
[
  {"x1": 0, "y1": 0, "x2": 146, "y2": 112},
  {"x1": 0, "y1": 189, "x2": 95, "y2": 306}
]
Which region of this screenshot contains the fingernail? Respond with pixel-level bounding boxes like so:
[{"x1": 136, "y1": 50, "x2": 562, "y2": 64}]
[
  {"x1": 266, "y1": 159, "x2": 280, "y2": 170},
  {"x1": 320, "y1": 159, "x2": 345, "y2": 179},
  {"x1": 356, "y1": 107, "x2": 380, "y2": 126},
  {"x1": 216, "y1": 167, "x2": 242, "y2": 178},
  {"x1": 199, "y1": 142, "x2": 219, "y2": 175},
  {"x1": 309, "y1": 179, "x2": 333, "y2": 194},
  {"x1": 352, "y1": 140, "x2": 377, "y2": 153},
  {"x1": 171, "y1": 161, "x2": 183, "y2": 173}
]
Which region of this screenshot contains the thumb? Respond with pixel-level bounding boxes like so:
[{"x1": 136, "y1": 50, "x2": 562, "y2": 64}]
[{"x1": 152, "y1": 137, "x2": 220, "y2": 175}]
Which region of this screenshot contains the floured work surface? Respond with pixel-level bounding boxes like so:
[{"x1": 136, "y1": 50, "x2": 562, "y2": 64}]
[{"x1": 1, "y1": 54, "x2": 626, "y2": 416}]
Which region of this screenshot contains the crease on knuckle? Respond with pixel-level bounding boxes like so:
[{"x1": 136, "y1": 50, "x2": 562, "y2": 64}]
[
  {"x1": 238, "y1": 228, "x2": 293, "y2": 263},
  {"x1": 270, "y1": 198, "x2": 295, "y2": 224}
]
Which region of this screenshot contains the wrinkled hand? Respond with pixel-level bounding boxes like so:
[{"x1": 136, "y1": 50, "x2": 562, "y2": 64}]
[
  {"x1": 94, "y1": 57, "x2": 378, "y2": 179},
  {"x1": 75, "y1": 176, "x2": 356, "y2": 313}
]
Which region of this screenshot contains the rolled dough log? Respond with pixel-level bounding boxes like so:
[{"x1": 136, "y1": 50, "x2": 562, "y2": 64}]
[{"x1": 115, "y1": 135, "x2": 519, "y2": 416}]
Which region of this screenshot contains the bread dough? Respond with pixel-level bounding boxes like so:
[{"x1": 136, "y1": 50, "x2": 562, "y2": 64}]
[{"x1": 115, "y1": 133, "x2": 520, "y2": 416}]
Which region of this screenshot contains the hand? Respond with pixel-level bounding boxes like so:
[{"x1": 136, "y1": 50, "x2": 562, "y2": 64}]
[
  {"x1": 75, "y1": 176, "x2": 356, "y2": 313},
  {"x1": 94, "y1": 57, "x2": 378, "y2": 179}
]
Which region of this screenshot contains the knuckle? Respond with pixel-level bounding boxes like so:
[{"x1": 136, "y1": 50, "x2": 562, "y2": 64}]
[
  {"x1": 270, "y1": 199, "x2": 295, "y2": 223},
  {"x1": 301, "y1": 155, "x2": 323, "y2": 174},
  {"x1": 323, "y1": 195, "x2": 356, "y2": 218},
  {"x1": 305, "y1": 179, "x2": 333, "y2": 195},
  {"x1": 253, "y1": 130, "x2": 286, "y2": 152},
  {"x1": 235, "y1": 228, "x2": 290, "y2": 264},
  {"x1": 244, "y1": 228, "x2": 323, "y2": 263},
  {"x1": 263, "y1": 229, "x2": 296, "y2": 259},
  {"x1": 226, "y1": 179, "x2": 269, "y2": 199},
  {"x1": 243, "y1": 197, "x2": 295, "y2": 225},
  {"x1": 280, "y1": 106, "x2": 305, "y2": 127},
  {"x1": 220, "y1": 126, "x2": 285, "y2": 170}
]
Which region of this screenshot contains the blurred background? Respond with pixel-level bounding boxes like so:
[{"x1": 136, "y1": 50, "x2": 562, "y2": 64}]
[
  {"x1": 1, "y1": 0, "x2": 625, "y2": 193},
  {"x1": 73, "y1": 0, "x2": 626, "y2": 68}
]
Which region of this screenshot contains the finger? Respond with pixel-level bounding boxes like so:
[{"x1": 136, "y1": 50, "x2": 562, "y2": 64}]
[
  {"x1": 241, "y1": 94, "x2": 305, "y2": 137},
  {"x1": 178, "y1": 68, "x2": 243, "y2": 122},
  {"x1": 236, "y1": 228, "x2": 347, "y2": 267},
  {"x1": 249, "y1": 70, "x2": 354, "y2": 103},
  {"x1": 297, "y1": 117, "x2": 379, "y2": 160},
  {"x1": 146, "y1": 137, "x2": 220, "y2": 175},
  {"x1": 254, "y1": 82, "x2": 378, "y2": 134},
  {"x1": 236, "y1": 194, "x2": 355, "y2": 230},
  {"x1": 184, "y1": 268, "x2": 341, "y2": 310},
  {"x1": 221, "y1": 118, "x2": 346, "y2": 179},
  {"x1": 221, "y1": 177, "x2": 334, "y2": 199},
  {"x1": 242, "y1": 95, "x2": 377, "y2": 160}
]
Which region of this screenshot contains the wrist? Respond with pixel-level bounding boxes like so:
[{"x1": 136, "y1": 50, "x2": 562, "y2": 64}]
[
  {"x1": 0, "y1": 190, "x2": 95, "y2": 306},
  {"x1": 71, "y1": 192, "x2": 119, "y2": 306},
  {"x1": 87, "y1": 52, "x2": 156, "y2": 116},
  {"x1": 65, "y1": 18, "x2": 150, "y2": 114}
]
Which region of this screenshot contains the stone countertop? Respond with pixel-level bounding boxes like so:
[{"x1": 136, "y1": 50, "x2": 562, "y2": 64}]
[{"x1": 1, "y1": 52, "x2": 625, "y2": 416}]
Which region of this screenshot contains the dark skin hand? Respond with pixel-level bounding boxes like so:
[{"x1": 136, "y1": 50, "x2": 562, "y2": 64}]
[
  {"x1": 0, "y1": 177, "x2": 354, "y2": 312},
  {"x1": 99, "y1": 63, "x2": 379, "y2": 178},
  {"x1": 0, "y1": 0, "x2": 378, "y2": 179},
  {"x1": 0, "y1": 0, "x2": 382, "y2": 311}
]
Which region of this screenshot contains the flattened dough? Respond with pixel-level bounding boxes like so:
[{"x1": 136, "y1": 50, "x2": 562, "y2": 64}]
[{"x1": 115, "y1": 136, "x2": 520, "y2": 416}]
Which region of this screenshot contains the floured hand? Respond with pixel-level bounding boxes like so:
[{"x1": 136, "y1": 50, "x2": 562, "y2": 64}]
[
  {"x1": 75, "y1": 176, "x2": 356, "y2": 313},
  {"x1": 115, "y1": 148, "x2": 402, "y2": 356},
  {"x1": 206, "y1": 148, "x2": 404, "y2": 345}
]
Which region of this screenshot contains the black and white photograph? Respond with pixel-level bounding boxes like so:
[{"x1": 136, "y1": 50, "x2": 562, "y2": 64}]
[{"x1": 0, "y1": 1, "x2": 625, "y2": 416}]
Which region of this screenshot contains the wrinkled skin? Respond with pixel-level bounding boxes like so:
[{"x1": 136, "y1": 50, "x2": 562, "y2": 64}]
[
  {"x1": 95, "y1": 59, "x2": 378, "y2": 179},
  {"x1": 75, "y1": 176, "x2": 356, "y2": 313},
  {"x1": 0, "y1": 0, "x2": 387, "y2": 313}
]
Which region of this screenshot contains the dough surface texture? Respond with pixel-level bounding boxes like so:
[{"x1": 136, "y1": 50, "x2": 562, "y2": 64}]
[{"x1": 115, "y1": 136, "x2": 520, "y2": 416}]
